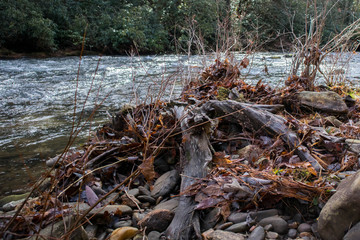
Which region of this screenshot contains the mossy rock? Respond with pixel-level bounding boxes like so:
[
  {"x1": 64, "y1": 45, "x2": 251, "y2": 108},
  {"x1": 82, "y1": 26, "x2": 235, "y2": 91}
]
[
  {"x1": 0, "y1": 192, "x2": 30, "y2": 207},
  {"x1": 217, "y1": 87, "x2": 230, "y2": 101}
]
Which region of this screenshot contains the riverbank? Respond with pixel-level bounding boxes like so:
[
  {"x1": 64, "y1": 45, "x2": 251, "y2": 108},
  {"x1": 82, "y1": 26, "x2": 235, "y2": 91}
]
[{"x1": 1, "y1": 57, "x2": 360, "y2": 239}]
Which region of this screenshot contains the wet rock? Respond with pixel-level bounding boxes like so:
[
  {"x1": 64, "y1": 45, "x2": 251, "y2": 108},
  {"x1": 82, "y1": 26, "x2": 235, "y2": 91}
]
[
  {"x1": 288, "y1": 228, "x2": 297, "y2": 238},
  {"x1": 206, "y1": 230, "x2": 245, "y2": 240},
  {"x1": 154, "y1": 197, "x2": 179, "y2": 212},
  {"x1": 225, "y1": 222, "x2": 249, "y2": 233},
  {"x1": 250, "y1": 209, "x2": 278, "y2": 222},
  {"x1": 202, "y1": 207, "x2": 222, "y2": 231},
  {"x1": 297, "y1": 91, "x2": 348, "y2": 114},
  {"x1": 31, "y1": 216, "x2": 88, "y2": 240},
  {"x1": 258, "y1": 216, "x2": 288, "y2": 234},
  {"x1": 297, "y1": 223, "x2": 312, "y2": 233},
  {"x1": 147, "y1": 231, "x2": 161, "y2": 240},
  {"x1": 109, "y1": 227, "x2": 138, "y2": 240},
  {"x1": 318, "y1": 171, "x2": 360, "y2": 240},
  {"x1": 137, "y1": 195, "x2": 156, "y2": 205},
  {"x1": 228, "y1": 212, "x2": 248, "y2": 223},
  {"x1": 151, "y1": 170, "x2": 180, "y2": 198},
  {"x1": 266, "y1": 231, "x2": 279, "y2": 239},
  {"x1": 113, "y1": 220, "x2": 132, "y2": 228},
  {"x1": 343, "y1": 221, "x2": 360, "y2": 240},
  {"x1": 138, "y1": 209, "x2": 175, "y2": 233},
  {"x1": 248, "y1": 226, "x2": 265, "y2": 240}
]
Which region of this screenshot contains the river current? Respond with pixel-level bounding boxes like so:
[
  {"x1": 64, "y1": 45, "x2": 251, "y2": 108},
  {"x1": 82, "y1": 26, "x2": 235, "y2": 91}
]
[{"x1": 0, "y1": 52, "x2": 359, "y2": 195}]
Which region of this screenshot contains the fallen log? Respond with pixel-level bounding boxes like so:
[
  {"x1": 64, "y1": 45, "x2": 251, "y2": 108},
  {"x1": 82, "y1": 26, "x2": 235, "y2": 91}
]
[{"x1": 202, "y1": 100, "x2": 322, "y2": 171}]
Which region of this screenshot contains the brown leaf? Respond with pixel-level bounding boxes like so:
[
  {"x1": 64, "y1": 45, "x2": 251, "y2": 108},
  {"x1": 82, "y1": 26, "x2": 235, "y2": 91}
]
[{"x1": 139, "y1": 156, "x2": 156, "y2": 182}]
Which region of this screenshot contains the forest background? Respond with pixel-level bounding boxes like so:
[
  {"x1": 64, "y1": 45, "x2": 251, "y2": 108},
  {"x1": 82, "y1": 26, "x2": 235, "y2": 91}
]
[{"x1": 1, "y1": 0, "x2": 359, "y2": 55}]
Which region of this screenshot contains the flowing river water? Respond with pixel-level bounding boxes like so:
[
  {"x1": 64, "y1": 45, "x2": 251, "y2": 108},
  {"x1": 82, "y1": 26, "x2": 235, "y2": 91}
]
[{"x1": 0, "y1": 52, "x2": 359, "y2": 196}]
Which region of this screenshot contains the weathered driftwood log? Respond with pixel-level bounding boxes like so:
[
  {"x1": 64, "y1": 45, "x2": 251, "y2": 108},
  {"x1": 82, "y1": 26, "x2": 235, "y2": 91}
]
[
  {"x1": 202, "y1": 100, "x2": 322, "y2": 171},
  {"x1": 165, "y1": 106, "x2": 213, "y2": 240}
]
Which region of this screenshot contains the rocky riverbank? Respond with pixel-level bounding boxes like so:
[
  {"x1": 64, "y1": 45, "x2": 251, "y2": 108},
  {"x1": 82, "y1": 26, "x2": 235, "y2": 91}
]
[{"x1": 2, "y1": 58, "x2": 360, "y2": 239}]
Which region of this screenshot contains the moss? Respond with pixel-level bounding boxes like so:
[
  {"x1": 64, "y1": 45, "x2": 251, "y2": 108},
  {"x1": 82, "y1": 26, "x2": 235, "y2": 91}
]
[{"x1": 217, "y1": 87, "x2": 230, "y2": 101}]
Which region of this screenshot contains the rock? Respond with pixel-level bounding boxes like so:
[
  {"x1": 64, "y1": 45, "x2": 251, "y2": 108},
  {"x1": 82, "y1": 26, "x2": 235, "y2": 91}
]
[
  {"x1": 120, "y1": 194, "x2": 141, "y2": 208},
  {"x1": 297, "y1": 91, "x2": 348, "y2": 114},
  {"x1": 248, "y1": 226, "x2": 265, "y2": 240},
  {"x1": 89, "y1": 205, "x2": 132, "y2": 217},
  {"x1": 325, "y1": 116, "x2": 342, "y2": 128},
  {"x1": 297, "y1": 223, "x2": 312, "y2": 233},
  {"x1": 250, "y1": 209, "x2": 278, "y2": 222},
  {"x1": 202, "y1": 207, "x2": 222, "y2": 230},
  {"x1": 223, "y1": 177, "x2": 243, "y2": 192},
  {"x1": 2, "y1": 199, "x2": 25, "y2": 212},
  {"x1": 138, "y1": 186, "x2": 151, "y2": 196},
  {"x1": 147, "y1": 231, "x2": 161, "y2": 240},
  {"x1": 258, "y1": 216, "x2": 288, "y2": 234},
  {"x1": 0, "y1": 192, "x2": 29, "y2": 207},
  {"x1": 345, "y1": 139, "x2": 360, "y2": 154},
  {"x1": 263, "y1": 224, "x2": 273, "y2": 231},
  {"x1": 137, "y1": 195, "x2": 156, "y2": 205},
  {"x1": 154, "y1": 197, "x2": 179, "y2": 212},
  {"x1": 206, "y1": 230, "x2": 245, "y2": 240},
  {"x1": 30, "y1": 216, "x2": 88, "y2": 240},
  {"x1": 266, "y1": 231, "x2": 279, "y2": 239},
  {"x1": 228, "y1": 212, "x2": 248, "y2": 223},
  {"x1": 110, "y1": 227, "x2": 138, "y2": 240},
  {"x1": 344, "y1": 221, "x2": 360, "y2": 240},
  {"x1": 133, "y1": 211, "x2": 150, "y2": 223},
  {"x1": 318, "y1": 171, "x2": 360, "y2": 240},
  {"x1": 215, "y1": 222, "x2": 233, "y2": 230},
  {"x1": 288, "y1": 228, "x2": 298, "y2": 238},
  {"x1": 151, "y1": 170, "x2": 180, "y2": 198},
  {"x1": 224, "y1": 222, "x2": 249, "y2": 233},
  {"x1": 102, "y1": 192, "x2": 120, "y2": 205},
  {"x1": 85, "y1": 225, "x2": 98, "y2": 240},
  {"x1": 299, "y1": 232, "x2": 315, "y2": 239},
  {"x1": 138, "y1": 209, "x2": 174, "y2": 233},
  {"x1": 113, "y1": 220, "x2": 132, "y2": 229},
  {"x1": 127, "y1": 188, "x2": 140, "y2": 197}
]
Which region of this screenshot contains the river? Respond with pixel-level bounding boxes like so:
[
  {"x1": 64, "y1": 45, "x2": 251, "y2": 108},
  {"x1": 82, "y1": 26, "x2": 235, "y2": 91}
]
[{"x1": 0, "y1": 52, "x2": 359, "y2": 196}]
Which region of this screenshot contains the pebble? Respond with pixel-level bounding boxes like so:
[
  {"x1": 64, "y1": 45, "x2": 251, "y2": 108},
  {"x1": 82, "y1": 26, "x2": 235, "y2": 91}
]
[
  {"x1": 147, "y1": 231, "x2": 161, "y2": 240},
  {"x1": 228, "y1": 212, "x2": 248, "y2": 223},
  {"x1": 151, "y1": 170, "x2": 180, "y2": 198},
  {"x1": 202, "y1": 207, "x2": 222, "y2": 230},
  {"x1": 89, "y1": 205, "x2": 132, "y2": 217},
  {"x1": 206, "y1": 230, "x2": 245, "y2": 240},
  {"x1": 138, "y1": 186, "x2": 152, "y2": 196},
  {"x1": 287, "y1": 228, "x2": 298, "y2": 238},
  {"x1": 288, "y1": 222, "x2": 299, "y2": 229},
  {"x1": 154, "y1": 197, "x2": 179, "y2": 212},
  {"x1": 258, "y1": 216, "x2": 288, "y2": 234},
  {"x1": 266, "y1": 231, "x2": 279, "y2": 239},
  {"x1": 297, "y1": 223, "x2": 312, "y2": 233},
  {"x1": 215, "y1": 222, "x2": 233, "y2": 230},
  {"x1": 137, "y1": 195, "x2": 156, "y2": 205},
  {"x1": 138, "y1": 209, "x2": 175, "y2": 233},
  {"x1": 113, "y1": 220, "x2": 132, "y2": 228},
  {"x1": 248, "y1": 226, "x2": 265, "y2": 240},
  {"x1": 120, "y1": 194, "x2": 141, "y2": 208},
  {"x1": 250, "y1": 209, "x2": 278, "y2": 221},
  {"x1": 299, "y1": 232, "x2": 315, "y2": 239},
  {"x1": 127, "y1": 188, "x2": 140, "y2": 197},
  {"x1": 224, "y1": 222, "x2": 249, "y2": 233}
]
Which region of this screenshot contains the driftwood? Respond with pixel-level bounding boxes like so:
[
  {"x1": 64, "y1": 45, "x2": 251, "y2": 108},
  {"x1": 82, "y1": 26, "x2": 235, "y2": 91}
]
[{"x1": 165, "y1": 106, "x2": 213, "y2": 240}]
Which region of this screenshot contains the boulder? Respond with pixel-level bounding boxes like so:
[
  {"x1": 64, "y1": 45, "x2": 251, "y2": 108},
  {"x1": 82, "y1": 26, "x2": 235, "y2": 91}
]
[
  {"x1": 318, "y1": 171, "x2": 360, "y2": 240},
  {"x1": 297, "y1": 91, "x2": 348, "y2": 114}
]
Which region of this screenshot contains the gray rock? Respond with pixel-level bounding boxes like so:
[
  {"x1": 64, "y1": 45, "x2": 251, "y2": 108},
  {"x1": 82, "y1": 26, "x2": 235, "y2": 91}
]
[
  {"x1": 248, "y1": 226, "x2": 265, "y2": 240},
  {"x1": 346, "y1": 139, "x2": 360, "y2": 154},
  {"x1": 266, "y1": 231, "x2": 279, "y2": 239},
  {"x1": 263, "y1": 224, "x2": 273, "y2": 231},
  {"x1": 137, "y1": 195, "x2": 156, "y2": 204},
  {"x1": 344, "y1": 221, "x2": 360, "y2": 240},
  {"x1": 318, "y1": 171, "x2": 360, "y2": 240},
  {"x1": 101, "y1": 192, "x2": 120, "y2": 205},
  {"x1": 258, "y1": 216, "x2": 288, "y2": 234},
  {"x1": 215, "y1": 222, "x2": 233, "y2": 230},
  {"x1": 133, "y1": 211, "x2": 150, "y2": 223},
  {"x1": 151, "y1": 170, "x2": 180, "y2": 198},
  {"x1": 147, "y1": 231, "x2": 161, "y2": 240},
  {"x1": 250, "y1": 209, "x2": 278, "y2": 222},
  {"x1": 89, "y1": 205, "x2": 132, "y2": 217},
  {"x1": 207, "y1": 230, "x2": 245, "y2": 240},
  {"x1": 138, "y1": 209, "x2": 174, "y2": 233},
  {"x1": 2, "y1": 199, "x2": 25, "y2": 212},
  {"x1": 225, "y1": 222, "x2": 249, "y2": 233},
  {"x1": 288, "y1": 228, "x2": 298, "y2": 238},
  {"x1": 297, "y1": 223, "x2": 312, "y2": 233},
  {"x1": 138, "y1": 186, "x2": 152, "y2": 196},
  {"x1": 228, "y1": 212, "x2": 248, "y2": 223},
  {"x1": 223, "y1": 177, "x2": 242, "y2": 192},
  {"x1": 202, "y1": 207, "x2": 222, "y2": 231},
  {"x1": 128, "y1": 188, "x2": 140, "y2": 197},
  {"x1": 113, "y1": 220, "x2": 132, "y2": 228},
  {"x1": 30, "y1": 216, "x2": 88, "y2": 240},
  {"x1": 154, "y1": 197, "x2": 179, "y2": 212},
  {"x1": 297, "y1": 91, "x2": 348, "y2": 114}
]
